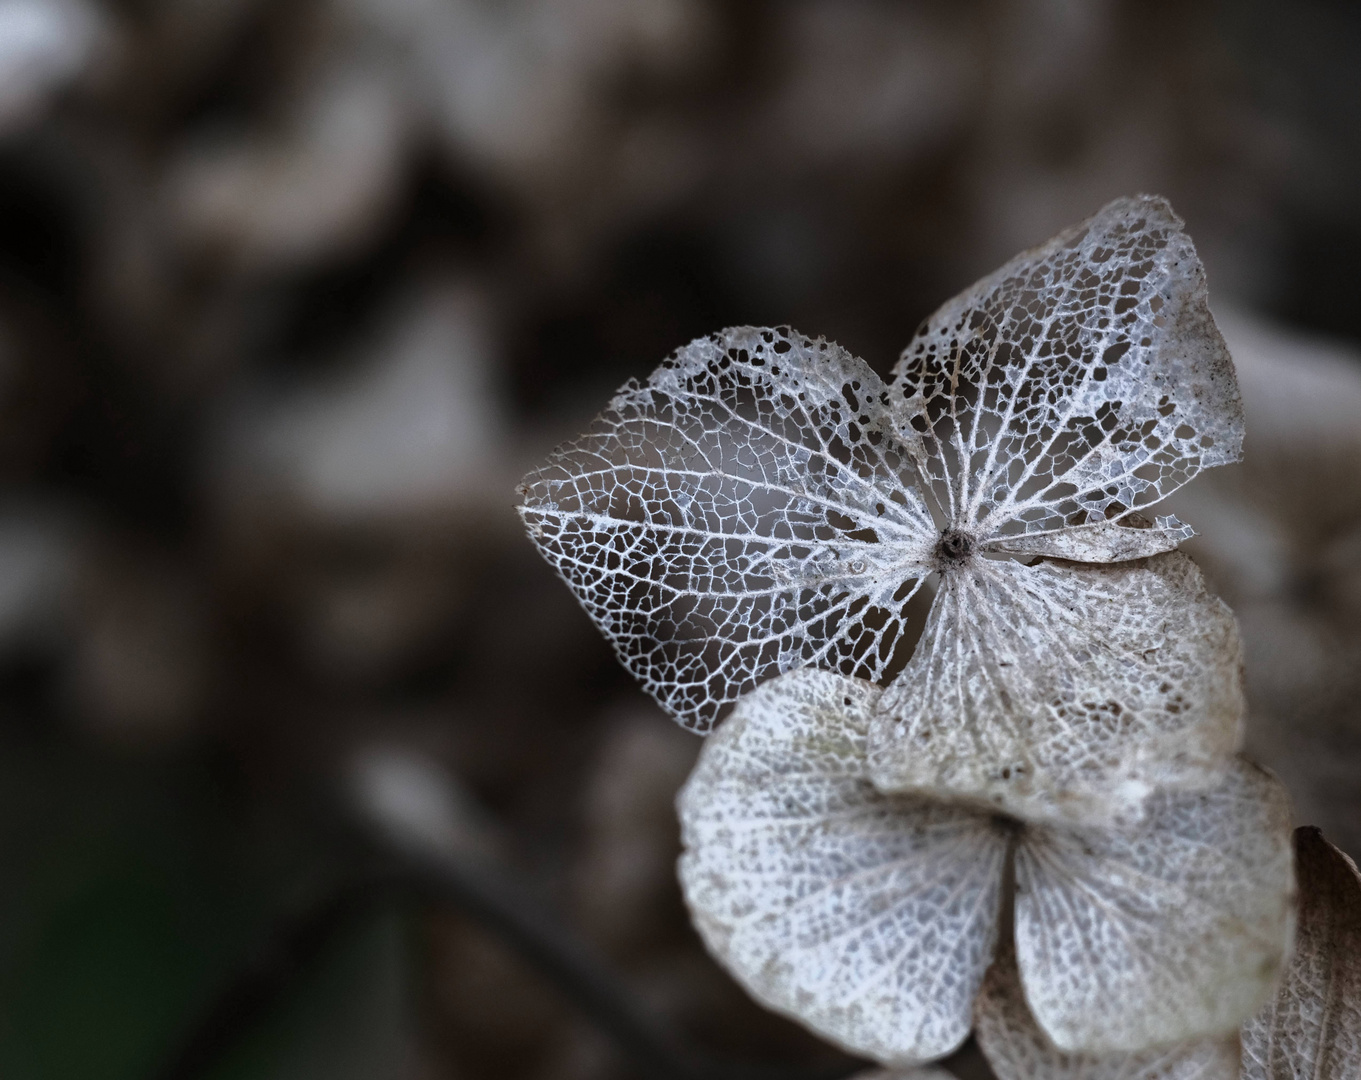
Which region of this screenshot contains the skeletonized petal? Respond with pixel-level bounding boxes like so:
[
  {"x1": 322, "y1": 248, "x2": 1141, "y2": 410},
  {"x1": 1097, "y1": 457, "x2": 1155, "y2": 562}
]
[
  {"x1": 1241, "y1": 827, "x2": 1361, "y2": 1080},
  {"x1": 891, "y1": 195, "x2": 1242, "y2": 553},
  {"x1": 850, "y1": 1070, "x2": 957, "y2": 1080},
  {"x1": 1014, "y1": 757, "x2": 1294, "y2": 1053},
  {"x1": 677, "y1": 668, "x2": 1009, "y2": 1064},
  {"x1": 518, "y1": 326, "x2": 936, "y2": 733},
  {"x1": 869, "y1": 551, "x2": 1244, "y2": 826},
  {"x1": 975, "y1": 946, "x2": 1239, "y2": 1080}
]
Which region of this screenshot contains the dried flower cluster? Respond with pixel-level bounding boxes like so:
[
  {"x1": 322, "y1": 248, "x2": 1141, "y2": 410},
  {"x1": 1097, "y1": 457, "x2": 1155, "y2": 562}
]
[{"x1": 518, "y1": 197, "x2": 1361, "y2": 1075}]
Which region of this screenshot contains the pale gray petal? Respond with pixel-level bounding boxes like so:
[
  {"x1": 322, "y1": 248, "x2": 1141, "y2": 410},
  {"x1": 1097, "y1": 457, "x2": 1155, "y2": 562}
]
[
  {"x1": 975, "y1": 946, "x2": 1239, "y2": 1080},
  {"x1": 990, "y1": 514, "x2": 1194, "y2": 563},
  {"x1": 890, "y1": 195, "x2": 1242, "y2": 545},
  {"x1": 869, "y1": 552, "x2": 1244, "y2": 826},
  {"x1": 518, "y1": 325, "x2": 936, "y2": 732},
  {"x1": 677, "y1": 667, "x2": 1009, "y2": 1064},
  {"x1": 1014, "y1": 758, "x2": 1294, "y2": 1052},
  {"x1": 1241, "y1": 827, "x2": 1361, "y2": 1080}
]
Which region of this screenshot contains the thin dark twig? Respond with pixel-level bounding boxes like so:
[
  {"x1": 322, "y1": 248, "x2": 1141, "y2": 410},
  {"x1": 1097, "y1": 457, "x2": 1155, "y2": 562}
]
[
  {"x1": 153, "y1": 846, "x2": 868, "y2": 1080},
  {"x1": 152, "y1": 876, "x2": 396, "y2": 1080},
  {"x1": 394, "y1": 853, "x2": 703, "y2": 1080}
]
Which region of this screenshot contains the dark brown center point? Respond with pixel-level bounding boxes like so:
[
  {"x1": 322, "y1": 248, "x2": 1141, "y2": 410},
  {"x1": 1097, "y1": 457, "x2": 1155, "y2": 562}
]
[
  {"x1": 936, "y1": 528, "x2": 975, "y2": 566},
  {"x1": 990, "y1": 812, "x2": 1021, "y2": 837}
]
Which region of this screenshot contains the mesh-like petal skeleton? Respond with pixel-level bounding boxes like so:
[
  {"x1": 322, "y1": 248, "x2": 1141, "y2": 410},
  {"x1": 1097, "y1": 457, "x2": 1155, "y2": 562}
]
[
  {"x1": 974, "y1": 945, "x2": 1241, "y2": 1080},
  {"x1": 973, "y1": 829, "x2": 1361, "y2": 1080},
  {"x1": 519, "y1": 195, "x2": 1245, "y2": 824},
  {"x1": 1241, "y1": 827, "x2": 1361, "y2": 1080},
  {"x1": 677, "y1": 669, "x2": 1293, "y2": 1066}
]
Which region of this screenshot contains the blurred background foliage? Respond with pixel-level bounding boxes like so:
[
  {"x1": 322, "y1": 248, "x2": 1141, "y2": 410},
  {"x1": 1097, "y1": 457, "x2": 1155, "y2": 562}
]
[{"x1": 0, "y1": 1, "x2": 1359, "y2": 1077}]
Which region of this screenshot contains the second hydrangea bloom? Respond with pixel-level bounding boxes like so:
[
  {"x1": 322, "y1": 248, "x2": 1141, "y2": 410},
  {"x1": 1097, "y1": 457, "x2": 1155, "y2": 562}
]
[{"x1": 677, "y1": 667, "x2": 1294, "y2": 1065}]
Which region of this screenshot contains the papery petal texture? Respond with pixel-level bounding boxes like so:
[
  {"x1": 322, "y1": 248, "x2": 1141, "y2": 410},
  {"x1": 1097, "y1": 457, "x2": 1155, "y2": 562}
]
[
  {"x1": 975, "y1": 946, "x2": 1239, "y2": 1080},
  {"x1": 1013, "y1": 758, "x2": 1294, "y2": 1053},
  {"x1": 891, "y1": 194, "x2": 1242, "y2": 550},
  {"x1": 677, "y1": 667, "x2": 1009, "y2": 1064},
  {"x1": 869, "y1": 551, "x2": 1244, "y2": 826},
  {"x1": 518, "y1": 326, "x2": 936, "y2": 732},
  {"x1": 1241, "y1": 827, "x2": 1361, "y2": 1080}
]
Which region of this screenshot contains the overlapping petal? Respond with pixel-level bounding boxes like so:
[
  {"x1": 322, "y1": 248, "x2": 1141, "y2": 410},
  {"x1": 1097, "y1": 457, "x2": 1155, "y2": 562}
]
[
  {"x1": 891, "y1": 194, "x2": 1242, "y2": 548},
  {"x1": 1014, "y1": 759, "x2": 1294, "y2": 1052},
  {"x1": 677, "y1": 668, "x2": 1008, "y2": 1063},
  {"x1": 869, "y1": 551, "x2": 1244, "y2": 825},
  {"x1": 975, "y1": 946, "x2": 1239, "y2": 1080},
  {"x1": 519, "y1": 326, "x2": 936, "y2": 732},
  {"x1": 1241, "y1": 827, "x2": 1361, "y2": 1080}
]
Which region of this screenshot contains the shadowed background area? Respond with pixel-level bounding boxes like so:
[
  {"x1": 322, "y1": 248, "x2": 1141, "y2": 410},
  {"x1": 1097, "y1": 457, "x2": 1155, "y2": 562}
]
[{"x1": 0, "y1": 1, "x2": 1358, "y2": 1078}]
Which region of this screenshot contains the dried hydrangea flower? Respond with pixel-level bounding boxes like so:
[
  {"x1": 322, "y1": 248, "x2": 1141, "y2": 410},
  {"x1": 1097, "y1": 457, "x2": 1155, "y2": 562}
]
[
  {"x1": 677, "y1": 668, "x2": 1293, "y2": 1064},
  {"x1": 1241, "y1": 827, "x2": 1361, "y2": 1079},
  {"x1": 974, "y1": 945, "x2": 1240, "y2": 1080},
  {"x1": 519, "y1": 195, "x2": 1245, "y2": 824}
]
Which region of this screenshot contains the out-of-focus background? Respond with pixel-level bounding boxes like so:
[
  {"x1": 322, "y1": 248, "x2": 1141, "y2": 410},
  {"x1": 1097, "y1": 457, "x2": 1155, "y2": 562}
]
[{"x1": 0, "y1": 1, "x2": 1359, "y2": 1077}]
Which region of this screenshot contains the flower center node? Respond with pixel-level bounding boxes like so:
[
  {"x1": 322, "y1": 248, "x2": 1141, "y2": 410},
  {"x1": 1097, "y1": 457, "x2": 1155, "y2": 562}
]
[{"x1": 936, "y1": 528, "x2": 975, "y2": 567}]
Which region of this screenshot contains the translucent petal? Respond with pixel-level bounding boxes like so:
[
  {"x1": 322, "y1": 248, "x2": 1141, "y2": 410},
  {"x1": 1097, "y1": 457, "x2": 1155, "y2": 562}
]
[
  {"x1": 1241, "y1": 827, "x2": 1361, "y2": 1080},
  {"x1": 869, "y1": 551, "x2": 1245, "y2": 826},
  {"x1": 993, "y1": 514, "x2": 1194, "y2": 563},
  {"x1": 677, "y1": 668, "x2": 1009, "y2": 1064},
  {"x1": 850, "y1": 1070, "x2": 957, "y2": 1080},
  {"x1": 975, "y1": 946, "x2": 1239, "y2": 1080},
  {"x1": 890, "y1": 195, "x2": 1242, "y2": 547},
  {"x1": 518, "y1": 326, "x2": 937, "y2": 732},
  {"x1": 1014, "y1": 758, "x2": 1295, "y2": 1053}
]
